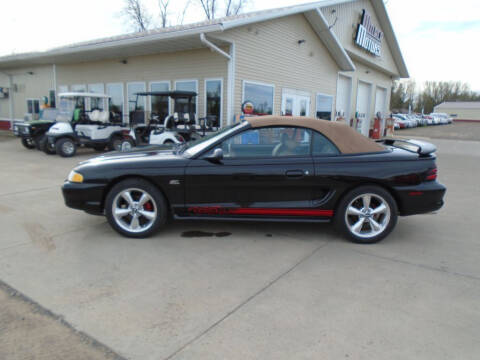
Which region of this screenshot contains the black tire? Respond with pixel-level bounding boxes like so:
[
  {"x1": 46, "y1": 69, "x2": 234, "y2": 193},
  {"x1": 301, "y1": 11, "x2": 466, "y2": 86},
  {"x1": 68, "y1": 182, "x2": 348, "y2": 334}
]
[
  {"x1": 39, "y1": 135, "x2": 56, "y2": 155},
  {"x1": 334, "y1": 185, "x2": 398, "y2": 244},
  {"x1": 105, "y1": 178, "x2": 168, "y2": 238},
  {"x1": 109, "y1": 136, "x2": 134, "y2": 152},
  {"x1": 55, "y1": 138, "x2": 77, "y2": 157},
  {"x1": 21, "y1": 137, "x2": 36, "y2": 149},
  {"x1": 164, "y1": 140, "x2": 174, "y2": 145}
]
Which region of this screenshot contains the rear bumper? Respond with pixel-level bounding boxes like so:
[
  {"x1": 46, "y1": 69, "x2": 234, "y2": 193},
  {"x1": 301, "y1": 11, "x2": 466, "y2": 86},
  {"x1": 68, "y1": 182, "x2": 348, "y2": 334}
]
[
  {"x1": 62, "y1": 181, "x2": 106, "y2": 215},
  {"x1": 394, "y1": 182, "x2": 446, "y2": 216}
]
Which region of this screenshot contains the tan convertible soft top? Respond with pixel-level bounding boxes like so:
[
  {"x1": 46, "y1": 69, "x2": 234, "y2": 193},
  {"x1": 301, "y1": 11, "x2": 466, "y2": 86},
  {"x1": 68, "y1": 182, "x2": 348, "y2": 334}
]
[{"x1": 246, "y1": 116, "x2": 385, "y2": 154}]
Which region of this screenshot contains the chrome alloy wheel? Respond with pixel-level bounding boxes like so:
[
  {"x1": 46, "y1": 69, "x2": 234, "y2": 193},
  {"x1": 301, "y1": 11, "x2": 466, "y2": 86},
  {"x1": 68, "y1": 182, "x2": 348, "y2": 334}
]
[
  {"x1": 112, "y1": 188, "x2": 157, "y2": 233},
  {"x1": 345, "y1": 193, "x2": 391, "y2": 239}
]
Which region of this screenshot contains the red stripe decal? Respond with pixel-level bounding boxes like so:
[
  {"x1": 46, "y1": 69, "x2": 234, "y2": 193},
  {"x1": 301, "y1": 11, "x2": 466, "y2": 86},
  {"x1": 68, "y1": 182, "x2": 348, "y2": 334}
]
[{"x1": 188, "y1": 207, "x2": 333, "y2": 217}]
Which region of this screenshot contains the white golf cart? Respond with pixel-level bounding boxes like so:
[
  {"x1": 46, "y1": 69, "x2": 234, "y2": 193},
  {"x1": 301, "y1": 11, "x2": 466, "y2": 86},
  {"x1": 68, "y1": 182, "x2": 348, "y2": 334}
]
[
  {"x1": 46, "y1": 92, "x2": 134, "y2": 157},
  {"x1": 130, "y1": 91, "x2": 218, "y2": 146}
]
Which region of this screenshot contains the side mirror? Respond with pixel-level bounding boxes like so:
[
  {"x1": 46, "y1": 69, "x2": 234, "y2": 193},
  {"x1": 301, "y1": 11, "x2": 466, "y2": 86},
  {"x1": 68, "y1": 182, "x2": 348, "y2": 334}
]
[{"x1": 206, "y1": 148, "x2": 224, "y2": 163}]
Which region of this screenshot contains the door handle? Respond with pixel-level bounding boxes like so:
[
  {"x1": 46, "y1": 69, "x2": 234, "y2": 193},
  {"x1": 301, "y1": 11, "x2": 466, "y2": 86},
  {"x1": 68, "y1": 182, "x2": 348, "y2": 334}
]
[{"x1": 285, "y1": 170, "x2": 305, "y2": 178}]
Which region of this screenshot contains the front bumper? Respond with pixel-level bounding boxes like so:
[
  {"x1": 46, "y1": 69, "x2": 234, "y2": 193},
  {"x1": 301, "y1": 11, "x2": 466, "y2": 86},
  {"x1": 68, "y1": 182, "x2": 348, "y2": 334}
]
[
  {"x1": 62, "y1": 181, "x2": 106, "y2": 215},
  {"x1": 394, "y1": 181, "x2": 446, "y2": 216}
]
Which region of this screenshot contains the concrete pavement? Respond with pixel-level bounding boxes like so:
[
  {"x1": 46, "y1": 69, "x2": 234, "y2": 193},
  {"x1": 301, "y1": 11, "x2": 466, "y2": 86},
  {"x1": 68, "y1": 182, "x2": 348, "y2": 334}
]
[{"x1": 0, "y1": 132, "x2": 479, "y2": 359}]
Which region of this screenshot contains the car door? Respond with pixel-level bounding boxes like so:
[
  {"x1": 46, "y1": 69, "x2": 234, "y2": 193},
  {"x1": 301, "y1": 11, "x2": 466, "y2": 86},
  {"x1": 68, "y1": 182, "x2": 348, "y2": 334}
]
[
  {"x1": 310, "y1": 130, "x2": 345, "y2": 211},
  {"x1": 184, "y1": 126, "x2": 317, "y2": 218}
]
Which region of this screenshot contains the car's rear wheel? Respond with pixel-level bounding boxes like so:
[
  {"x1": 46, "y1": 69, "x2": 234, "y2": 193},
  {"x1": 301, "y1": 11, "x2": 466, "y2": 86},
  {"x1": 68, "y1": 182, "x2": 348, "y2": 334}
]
[
  {"x1": 335, "y1": 186, "x2": 398, "y2": 244},
  {"x1": 105, "y1": 178, "x2": 167, "y2": 238},
  {"x1": 21, "y1": 137, "x2": 36, "y2": 149},
  {"x1": 56, "y1": 138, "x2": 77, "y2": 157}
]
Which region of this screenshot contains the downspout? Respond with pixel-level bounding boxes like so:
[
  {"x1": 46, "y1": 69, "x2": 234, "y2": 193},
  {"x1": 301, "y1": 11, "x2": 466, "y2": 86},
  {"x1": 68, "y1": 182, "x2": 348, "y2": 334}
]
[
  {"x1": 52, "y1": 64, "x2": 57, "y2": 96},
  {"x1": 200, "y1": 33, "x2": 235, "y2": 126}
]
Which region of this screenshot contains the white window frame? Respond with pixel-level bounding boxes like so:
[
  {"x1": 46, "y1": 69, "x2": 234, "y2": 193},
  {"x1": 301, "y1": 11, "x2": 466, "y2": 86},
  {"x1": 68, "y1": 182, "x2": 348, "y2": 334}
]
[
  {"x1": 71, "y1": 84, "x2": 87, "y2": 92},
  {"x1": 204, "y1": 78, "x2": 224, "y2": 126},
  {"x1": 87, "y1": 83, "x2": 105, "y2": 110},
  {"x1": 106, "y1": 82, "x2": 126, "y2": 123},
  {"x1": 336, "y1": 73, "x2": 353, "y2": 121},
  {"x1": 281, "y1": 88, "x2": 311, "y2": 117},
  {"x1": 149, "y1": 80, "x2": 171, "y2": 115},
  {"x1": 127, "y1": 81, "x2": 147, "y2": 112},
  {"x1": 26, "y1": 98, "x2": 40, "y2": 117},
  {"x1": 58, "y1": 85, "x2": 68, "y2": 94},
  {"x1": 175, "y1": 79, "x2": 199, "y2": 115},
  {"x1": 242, "y1": 80, "x2": 275, "y2": 115},
  {"x1": 316, "y1": 92, "x2": 334, "y2": 121}
]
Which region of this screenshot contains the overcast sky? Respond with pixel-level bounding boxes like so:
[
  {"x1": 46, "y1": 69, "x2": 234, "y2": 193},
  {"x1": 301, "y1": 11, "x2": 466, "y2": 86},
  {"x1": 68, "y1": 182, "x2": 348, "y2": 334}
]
[{"x1": 1, "y1": 0, "x2": 479, "y2": 90}]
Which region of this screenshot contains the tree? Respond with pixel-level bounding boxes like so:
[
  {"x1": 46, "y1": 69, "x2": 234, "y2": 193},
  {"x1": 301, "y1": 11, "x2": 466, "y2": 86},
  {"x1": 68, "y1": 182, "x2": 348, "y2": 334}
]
[
  {"x1": 158, "y1": 0, "x2": 170, "y2": 28},
  {"x1": 196, "y1": 0, "x2": 249, "y2": 20},
  {"x1": 123, "y1": 0, "x2": 152, "y2": 31}
]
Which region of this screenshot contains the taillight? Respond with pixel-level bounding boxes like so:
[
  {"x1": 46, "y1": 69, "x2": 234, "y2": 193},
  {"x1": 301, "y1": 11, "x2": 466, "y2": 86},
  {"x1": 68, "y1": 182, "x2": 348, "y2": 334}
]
[
  {"x1": 175, "y1": 134, "x2": 185, "y2": 142},
  {"x1": 425, "y1": 168, "x2": 437, "y2": 181}
]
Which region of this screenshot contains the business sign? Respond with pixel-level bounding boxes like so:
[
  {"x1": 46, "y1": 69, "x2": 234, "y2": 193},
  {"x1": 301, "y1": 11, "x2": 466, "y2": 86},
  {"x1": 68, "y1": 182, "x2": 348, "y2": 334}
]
[{"x1": 355, "y1": 9, "x2": 383, "y2": 57}]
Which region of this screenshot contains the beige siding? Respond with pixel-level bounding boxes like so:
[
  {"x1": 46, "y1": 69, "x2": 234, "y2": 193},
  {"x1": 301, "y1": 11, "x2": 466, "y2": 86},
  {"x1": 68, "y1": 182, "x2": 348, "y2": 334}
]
[
  {"x1": 323, "y1": 0, "x2": 400, "y2": 77},
  {"x1": 434, "y1": 108, "x2": 480, "y2": 121},
  {"x1": 218, "y1": 14, "x2": 340, "y2": 120},
  {"x1": 57, "y1": 48, "x2": 229, "y2": 123},
  {"x1": 0, "y1": 65, "x2": 54, "y2": 120}
]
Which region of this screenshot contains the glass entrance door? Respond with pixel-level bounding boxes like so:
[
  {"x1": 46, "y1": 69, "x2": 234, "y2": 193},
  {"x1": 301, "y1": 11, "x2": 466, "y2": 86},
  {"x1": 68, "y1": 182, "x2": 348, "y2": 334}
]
[{"x1": 281, "y1": 93, "x2": 310, "y2": 117}]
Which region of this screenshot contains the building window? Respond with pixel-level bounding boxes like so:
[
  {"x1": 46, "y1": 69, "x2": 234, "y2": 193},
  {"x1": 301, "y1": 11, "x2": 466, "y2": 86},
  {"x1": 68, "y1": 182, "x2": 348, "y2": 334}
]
[
  {"x1": 205, "y1": 79, "x2": 223, "y2": 127},
  {"x1": 175, "y1": 80, "x2": 198, "y2": 117},
  {"x1": 127, "y1": 82, "x2": 146, "y2": 124},
  {"x1": 70, "y1": 84, "x2": 86, "y2": 108},
  {"x1": 49, "y1": 90, "x2": 56, "y2": 108},
  {"x1": 316, "y1": 94, "x2": 333, "y2": 121},
  {"x1": 88, "y1": 83, "x2": 105, "y2": 110},
  {"x1": 106, "y1": 83, "x2": 124, "y2": 123},
  {"x1": 150, "y1": 81, "x2": 170, "y2": 122},
  {"x1": 27, "y1": 99, "x2": 40, "y2": 118},
  {"x1": 243, "y1": 81, "x2": 274, "y2": 115}
]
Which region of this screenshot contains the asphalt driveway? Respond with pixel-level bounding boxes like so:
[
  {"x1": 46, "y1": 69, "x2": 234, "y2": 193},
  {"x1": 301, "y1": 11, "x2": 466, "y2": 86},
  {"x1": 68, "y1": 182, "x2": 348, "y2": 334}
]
[{"x1": 0, "y1": 129, "x2": 479, "y2": 359}]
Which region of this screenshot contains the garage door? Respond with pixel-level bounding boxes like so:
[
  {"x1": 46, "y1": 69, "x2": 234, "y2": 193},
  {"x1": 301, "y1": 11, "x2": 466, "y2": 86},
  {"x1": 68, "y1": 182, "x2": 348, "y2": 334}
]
[
  {"x1": 336, "y1": 75, "x2": 352, "y2": 121},
  {"x1": 375, "y1": 87, "x2": 387, "y2": 135},
  {"x1": 356, "y1": 81, "x2": 372, "y2": 136}
]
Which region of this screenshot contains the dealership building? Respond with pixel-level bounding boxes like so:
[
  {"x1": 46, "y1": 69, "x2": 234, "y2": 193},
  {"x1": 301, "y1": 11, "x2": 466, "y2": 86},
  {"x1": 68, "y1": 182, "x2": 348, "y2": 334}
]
[{"x1": 0, "y1": 0, "x2": 408, "y2": 136}]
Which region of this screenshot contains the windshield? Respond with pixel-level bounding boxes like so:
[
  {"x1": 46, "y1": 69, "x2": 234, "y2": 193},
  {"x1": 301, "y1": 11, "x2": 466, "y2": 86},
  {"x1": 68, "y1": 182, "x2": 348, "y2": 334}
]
[{"x1": 183, "y1": 122, "x2": 248, "y2": 158}]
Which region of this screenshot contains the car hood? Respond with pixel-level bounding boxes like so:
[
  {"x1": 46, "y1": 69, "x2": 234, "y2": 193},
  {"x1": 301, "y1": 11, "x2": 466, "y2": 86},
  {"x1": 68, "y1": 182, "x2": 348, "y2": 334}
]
[{"x1": 78, "y1": 145, "x2": 188, "y2": 169}]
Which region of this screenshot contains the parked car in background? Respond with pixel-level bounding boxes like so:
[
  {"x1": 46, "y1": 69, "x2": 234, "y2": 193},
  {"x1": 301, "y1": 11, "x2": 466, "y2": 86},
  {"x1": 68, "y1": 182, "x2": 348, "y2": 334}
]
[
  {"x1": 392, "y1": 114, "x2": 407, "y2": 129},
  {"x1": 431, "y1": 113, "x2": 452, "y2": 124}
]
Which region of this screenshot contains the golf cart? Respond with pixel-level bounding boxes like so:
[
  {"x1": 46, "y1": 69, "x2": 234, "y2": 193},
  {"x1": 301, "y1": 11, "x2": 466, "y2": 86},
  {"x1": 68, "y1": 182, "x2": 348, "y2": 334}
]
[
  {"x1": 130, "y1": 91, "x2": 218, "y2": 146},
  {"x1": 13, "y1": 108, "x2": 60, "y2": 154},
  {"x1": 46, "y1": 92, "x2": 134, "y2": 157}
]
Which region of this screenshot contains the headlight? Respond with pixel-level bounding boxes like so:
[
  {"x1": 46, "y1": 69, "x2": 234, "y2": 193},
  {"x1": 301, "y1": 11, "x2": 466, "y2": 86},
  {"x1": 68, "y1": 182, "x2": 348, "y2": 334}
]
[{"x1": 68, "y1": 170, "x2": 84, "y2": 183}]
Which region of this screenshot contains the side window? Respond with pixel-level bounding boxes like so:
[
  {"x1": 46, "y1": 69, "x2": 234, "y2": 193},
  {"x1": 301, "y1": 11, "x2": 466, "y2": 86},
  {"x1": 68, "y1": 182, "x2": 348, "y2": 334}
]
[
  {"x1": 219, "y1": 127, "x2": 312, "y2": 159},
  {"x1": 312, "y1": 131, "x2": 339, "y2": 156}
]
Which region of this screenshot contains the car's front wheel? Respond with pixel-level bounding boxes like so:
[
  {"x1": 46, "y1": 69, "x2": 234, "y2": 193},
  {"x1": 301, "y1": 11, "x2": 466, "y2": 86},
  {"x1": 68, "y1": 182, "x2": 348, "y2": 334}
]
[
  {"x1": 21, "y1": 137, "x2": 36, "y2": 149},
  {"x1": 56, "y1": 138, "x2": 77, "y2": 157},
  {"x1": 105, "y1": 178, "x2": 167, "y2": 238},
  {"x1": 335, "y1": 186, "x2": 398, "y2": 244}
]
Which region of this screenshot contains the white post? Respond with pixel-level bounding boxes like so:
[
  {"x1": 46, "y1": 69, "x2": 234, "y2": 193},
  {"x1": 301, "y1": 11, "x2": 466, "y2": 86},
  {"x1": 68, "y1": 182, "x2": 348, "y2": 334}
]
[
  {"x1": 8, "y1": 74, "x2": 14, "y2": 128},
  {"x1": 227, "y1": 42, "x2": 236, "y2": 126}
]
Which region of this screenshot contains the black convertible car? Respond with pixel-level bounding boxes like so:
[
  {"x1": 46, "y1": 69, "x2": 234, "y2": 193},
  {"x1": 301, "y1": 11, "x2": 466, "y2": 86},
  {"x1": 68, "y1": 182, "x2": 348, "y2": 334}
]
[{"x1": 62, "y1": 116, "x2": 446, "y2": 243}]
